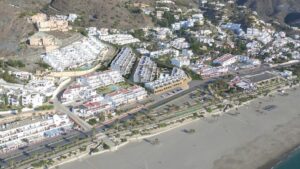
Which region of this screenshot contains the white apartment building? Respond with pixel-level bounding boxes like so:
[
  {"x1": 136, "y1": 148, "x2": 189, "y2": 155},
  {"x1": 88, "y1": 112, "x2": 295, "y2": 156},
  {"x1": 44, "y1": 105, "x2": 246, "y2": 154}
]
[
  {"x1": 100, "y1": 34, "x2": 140, "y2": 45},
  {"x1": 150, "y1": 49, "x2": 179, "y2": 58},
  {"x1": 105, "y1": 85, "x2": 147, "y2": 107},
  {"x1": 133, "y1": 56, "x2": 158, "y2": 83},
  {"x1": 21, "y1": 93, "x2": 45, "y2": 108},
  {"x1": 144, "y1": 68, "x2": 190, "y2": 93},
  {"x1": 42, "y1": 36, "x2": 106, "y2": 71},
  {"x1": 111, "y1": 47, "x2": 136, "y2": 76},
  {"x1": 198, "y1": 66, "x2": 228, "y2": 79},
  {"x1": 0, "y1": 115, "x2": 73, "y2": 153},
  {"x1": 26, "y1": 78, "x2": 56, "y2": 97},
  {"x1": 3, "y1": 85, "x2": 48, "y2": 109},
  {"x1": 78, "y1": 70, "x2": 124, "y2": 89}
]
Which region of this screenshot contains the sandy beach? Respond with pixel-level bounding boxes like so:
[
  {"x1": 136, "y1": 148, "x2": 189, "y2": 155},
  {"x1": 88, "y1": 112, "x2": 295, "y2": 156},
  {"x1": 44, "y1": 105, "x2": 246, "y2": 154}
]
[{"x1": 61, "y1": 87, "x2": 300, "y2": 169}]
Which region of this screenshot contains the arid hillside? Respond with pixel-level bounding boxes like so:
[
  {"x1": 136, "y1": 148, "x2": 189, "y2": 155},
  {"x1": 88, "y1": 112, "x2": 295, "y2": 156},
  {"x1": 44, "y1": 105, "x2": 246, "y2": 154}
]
[
  {"x1": 237, "y1": 0, "x2": 300, "y2": 26},
  {"x1": 0, "y1": 0, "x2": 48, "y2": 57},
  {"x1": 50, "y1": 0, "x2": 198, "y2": 29},
  {"x1": 0, "y1": 0, "x2": 197, "y2": 57}
]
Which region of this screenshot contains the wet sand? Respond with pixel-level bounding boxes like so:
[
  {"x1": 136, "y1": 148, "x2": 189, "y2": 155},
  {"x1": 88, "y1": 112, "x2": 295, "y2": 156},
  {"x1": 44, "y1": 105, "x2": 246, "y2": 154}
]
[{"x1": 61, "y1": 88, "x2": 300, "y2": 169}]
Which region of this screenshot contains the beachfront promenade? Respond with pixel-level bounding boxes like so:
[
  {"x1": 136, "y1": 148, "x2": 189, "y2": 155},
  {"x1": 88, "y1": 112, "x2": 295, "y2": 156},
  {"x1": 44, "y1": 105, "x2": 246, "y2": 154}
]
[{"x1": 61, "y1": 87, "x2": 300, "y2": 169}]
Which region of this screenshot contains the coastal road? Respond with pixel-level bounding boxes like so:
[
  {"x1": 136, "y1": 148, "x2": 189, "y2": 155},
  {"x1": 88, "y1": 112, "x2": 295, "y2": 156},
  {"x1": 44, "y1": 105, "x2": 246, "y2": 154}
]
[
  {"x1": 53, "y1": 98, "x2": 92, "y2": 131},
  {"x1": 1, "y1": 61, "x2": 299, "y2": 168}
]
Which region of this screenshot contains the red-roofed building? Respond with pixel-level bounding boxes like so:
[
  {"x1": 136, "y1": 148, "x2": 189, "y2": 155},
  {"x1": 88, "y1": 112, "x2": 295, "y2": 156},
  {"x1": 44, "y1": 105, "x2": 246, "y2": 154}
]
[
  {"x1": 74, "y1": 101, "x2": 112, "y2": 118},
  {"x1": 105, "y1": 85, "x2": 147, "y2": 107},
  {"x1": 213, "y1": 54, "x2": 237, "y2": 66}
]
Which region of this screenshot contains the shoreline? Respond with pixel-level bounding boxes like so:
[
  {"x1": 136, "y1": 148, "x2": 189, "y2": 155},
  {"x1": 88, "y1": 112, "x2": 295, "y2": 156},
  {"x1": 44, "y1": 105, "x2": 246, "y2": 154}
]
[
  {"x1": 50, "y1": 112, "x2": 206, "y2": 169},
  {"x1": 259, "y1": 145, "x2": 300, "y2": 169}
]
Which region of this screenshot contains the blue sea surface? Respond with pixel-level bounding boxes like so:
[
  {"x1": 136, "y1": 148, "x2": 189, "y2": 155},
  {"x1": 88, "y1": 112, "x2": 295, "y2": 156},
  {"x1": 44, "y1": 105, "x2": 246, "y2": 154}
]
[{"x1": 273, "y1": 147, "x2": 300, "y2": 169}]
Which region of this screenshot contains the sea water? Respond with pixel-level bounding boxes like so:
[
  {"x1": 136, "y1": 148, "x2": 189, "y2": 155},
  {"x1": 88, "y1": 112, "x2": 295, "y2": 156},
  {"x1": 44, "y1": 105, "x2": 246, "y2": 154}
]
[{"x1": 273, "y1": 147, "x2": 300, "y2": 169}]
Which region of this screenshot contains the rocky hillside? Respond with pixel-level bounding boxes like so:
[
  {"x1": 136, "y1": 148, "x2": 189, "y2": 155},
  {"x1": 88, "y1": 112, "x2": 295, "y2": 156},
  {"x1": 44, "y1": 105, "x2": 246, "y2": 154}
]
[
  {"x1": 49, "y1": 0, "x2": 154, "y2": 29},
  {"x1": 49, "y1": 0, "x2": 198, "y2": 29},
  {"x1": 237, "y1": 0, "x2": 300, "y2": 27},
  {"x1": 0, "y1": 0, "x2": 48, "y2": 57}
]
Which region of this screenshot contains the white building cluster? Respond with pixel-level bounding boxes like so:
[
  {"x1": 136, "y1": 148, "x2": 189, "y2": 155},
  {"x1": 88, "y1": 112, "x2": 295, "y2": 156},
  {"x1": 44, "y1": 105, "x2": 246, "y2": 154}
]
[
  {"x1": 152, "y1": 28, "x2": 173, "y2": 40},
  {"x1": 261, "y1": 32, "x2": 300, "y2": 62},
  {"x1": 189, "y1": 63, "x2": 229, "y2": 79},
  {"x1": 150, "y1": 48, "x2": 179, "y2": 58},
  {"x1": 221, "y1": 23, "x2": 244, "y2": 35},
  {"x1": 245, "y1": 28, "x2": 274, "y2": 45},
  {"x1": 61, "y1": 84, "x2": 93, "y2": 103},
  {"x1": 171, "y1": 13, "x2": 204, "y2": 31},
  {"x1": 78, "y1": 70, "x2": 124, "y2": 89},
  {"x1": 171, "y1": 57, "x2": 190, "y2": 67},
  {"x1": 100, "y1": 34, "x2": 140, "y2": 45},
  {"x1": 111, "y1": 47, "x2": 136, "y2": 75},
  {"x1": 74, "y1": 101, "x2": 113, "y2": 119},
  {"x1": 26, "y1": 78, "x2": 56, "y2": 97},
  {"x1": 133, "y1": 56, "x2": 158, "y2": 83},
  {"x1": 62, "y1": 70, "x2": 127, "y2": 103},
  {"x1": 170, "y1": 38, "x2": 190, "y2": 49},
  {"x1": 0, "y1": 115, "x2": 73, "y2": 153},
  {"x1": 4, "y1": 89, "x2": 45, "y2": 108},
  {"x1": 41, "y1": 36, "x2": 107, "y2": 71},
  {"x1": 73, "y1": 85, "x2": 147, "y2": 118},
  {"x1": 105, "y1": 85, "x2": 147, "y2": 107},
  {"x1": 0, "y1": 77, "x2": 56, "y2": 109}
]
